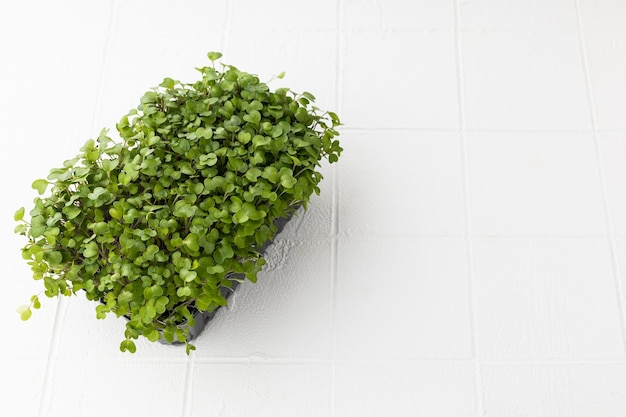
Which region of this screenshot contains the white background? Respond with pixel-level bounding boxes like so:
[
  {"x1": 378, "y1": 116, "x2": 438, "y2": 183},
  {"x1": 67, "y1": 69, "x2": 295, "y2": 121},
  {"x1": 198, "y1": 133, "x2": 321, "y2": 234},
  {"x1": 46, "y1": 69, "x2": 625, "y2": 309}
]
[{"x1": 2, "y1": 0, "x2": 626, "y2": 416}]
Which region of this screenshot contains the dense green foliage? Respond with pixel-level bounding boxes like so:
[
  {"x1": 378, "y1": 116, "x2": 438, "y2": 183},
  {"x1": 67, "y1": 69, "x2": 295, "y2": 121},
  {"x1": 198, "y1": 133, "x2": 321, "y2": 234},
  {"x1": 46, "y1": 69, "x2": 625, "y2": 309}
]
[{"x1": 15, "y1": 52, "x2": 342, "y2": 354}]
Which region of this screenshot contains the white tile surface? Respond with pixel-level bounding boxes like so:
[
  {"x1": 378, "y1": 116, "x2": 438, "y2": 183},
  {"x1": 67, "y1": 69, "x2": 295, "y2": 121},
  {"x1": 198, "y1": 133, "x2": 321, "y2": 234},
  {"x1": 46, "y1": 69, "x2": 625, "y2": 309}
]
[
  {"x1": 0, "y1": 358, "x2": 45, "y2": 416},
  {"x1": 482, "y1": 363, "x2": 626, "y2": 417},
  {"x1": 335, "y1": 237, "x2": 473, "y2": 359},
  {"x1": 473, "y1": 238, "x2": 624, "y2": 359},
  {"x1": 459, "y1": 0, "x2": 579, "y2": 31},
  {"x1": 579, "y1": 0, "x2": 626, "y2": 29},
  {"x1": 0, "y1": 0, "x2": 110, "y2": 168},
  {"x1": 3, "y1": 0, "x2": 626, "y2": 416},
  {"x1": 583, "y1": 31, "x2": 626, "y2": 130},
  {"x1": 467, "y1": 132, "x2": 606, "y2": 236},
  {"x1": 344, "y1": 0, "x2": 455, "y2": 31},
  {"x1": 338, "y1": 131, "x2": 465, "y2": 236},
  {"x1": 334, "y1": 361, "x2": 476, "y2": 417},
  {"x1": 342, "y1": 30, "x2": 459, "y2": 129},
  {"x1": 462, "y1": 31, "x2": 592, "y2": 130},
  {"x1": 189, "y1": 363, "x2": 331, "y2": 417},
  {"x1": 46, "y1": 360, "x2": 187, "y2": 417},
  {"x1": 229, "y1": 0, "x2": 337, "y2": 31}
]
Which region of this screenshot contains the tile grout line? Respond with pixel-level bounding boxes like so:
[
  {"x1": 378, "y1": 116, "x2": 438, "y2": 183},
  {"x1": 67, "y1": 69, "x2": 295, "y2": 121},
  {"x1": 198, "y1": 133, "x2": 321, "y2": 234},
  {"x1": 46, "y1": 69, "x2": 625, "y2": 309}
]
[
  {"x1": 36, "y1": 299, "x2": 66, "y2": 417},
  {"x1": 480, "y1": 358, "x2": 626, "y2": 365},
  {"x1": 179, "y1": 3, "x2": 235, "y2": 413},
  {"x1": 188, "y1": 356, "x2": 626, "y2": 365},
  {"x1": 453, "y1": 1, "x2": 484, "y2": 416},
  {"x1": 38, "y1": 2, "x2": 120, "y2": 415},
  {"x1": 180, "y1": 3, "x2": 234, "y2": 414},
  {"x1": 343, "y1": 27, "x2": 594, "y2": 35},
  {"x1": 89, "y1": 0, "x2": 119, "y2": 136},
  {"x1": 329, "y1": 238, "x2": 339, "y2": 416},
  {"x1": 340, "y1": 127, "x2": 626, "y2": 134},
  {"x1": 181, "y1": 358, "x2": 195, "y2": 417},
  {"x1": 575, "y1": 0, "x2": 626, "y2": 357},
  {"x1": 220, "y1": 0, "x2": 233, "y2": 54},
  {"x1": 329, "y1": 0, "x2": 344, "y2": 415},
  {"x1": 36, "y1": 355, "x2": 624, "y2": 365},
  {"x1": 333, "y1": 233, "x2": 622, "y2": 239}
]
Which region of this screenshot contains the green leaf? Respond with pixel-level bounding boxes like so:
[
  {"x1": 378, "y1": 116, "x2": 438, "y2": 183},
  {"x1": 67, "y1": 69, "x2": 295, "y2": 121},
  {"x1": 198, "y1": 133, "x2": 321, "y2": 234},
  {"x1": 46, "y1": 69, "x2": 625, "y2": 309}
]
[
  {"x1": 17, "y1": 305, "x2": 32, "y2": 321},
  {"x1": 44, "y1": 250, "x2": 63, "y2": 265},
  {"x1": 252, "y1": 135, "x2": 271, "y2": 148},
  {"x1": 174, "y1": 202, "x2": 197, "y2": 218},
  {"x1": 32, "y1": 179, "x2": 49, "y2": 195},
  {"x1": 85, "y1": 280, "x2": 95, "y2": 292},
  {"x1": 141, "y1": 91, "x2": 157, "y2": 105},
  {"x1": 20, "y1": 308, "x2": 32, "y2": 321},
  {"x1": 328, "y1": 111, "x2": 340, "y2": 124},
  {"x1": 196, "y1": 127, "x2": 213, "y2": 139},
  {"x1": 83, "y1": 242, "x2": 99, "y2": 258},
  {"x1": 101, "y1": 159, "x2": 119, "y2": 172},
  {"x1": 155, "y1": 296, "x2": 169, "y2": 314},
  {"x1": 244, "y1": 168, "x2": 262, "y2": 182},
  {"x1": 183, "y1": 234, "x2": 200, "y2": 252},
  {"x1": 145, "y1": 329, "x2": 161, "y2": 342},
  {"x1": 201, "y1": 67, "x2": 220, "y2": 81},
  {"x1": 143, "y1": 286, "x2": 155, "y2": 300},
  {"x1": 237, "y1": 131, "x2": 252, "y2": 144},
  {"x1": 31, "y1": 295, "x2": 41, "y2": 309},
  {"x1": 152, "y1": 285, "x2": 164, "y2": 297},
  {"x1": 14, "y1": 223, "x2": 27, "y2": 234},
  {"x1": 13, "y1": 207, "x2": 25, "y2": 221},
  {"x1": 270, "y1": 125, "x2": 283, "y2": 138},
  {"x1": 118, "y1": 172, "x2": 131, "y2": 186},
  {"x1": 47, "y1": 168, "x2": 72, "y2": 181},
  {"x1": 262, "y1": 166, "x2": 280, "y2": 184},
  {"x1": 220, "y1": 80, "x2": 235, "y2": 91},
  {"x1": 160, "y1": 77, "x2": 176, "y2": 88},
  {"x1": 216, "y1": 243, "x2": 234, "y2": 262},
  {"x1": 202, "y1": 153, "x2": 218, "y2": 167},
  {"x1": 243, "y1": 110, "x2": 261, "y2": 124},
  {"x1": 63, "y1": 156, "x2": 80, "y2": 168},
  {"x1": 248, "y1": 100, "x2": 263, "y2": 111},
  {"x1": 118, "y1": 290, "x2": 133, "y2": 304},
  {"x1": 95, "y1": 305, "x2": 108, "y2": 319},
  {"x1": 233, "y1": 210, "x2": 249, "y2": 224},
  {"x1": 120, "y1": 339, "x2": 137, "y2": 354},
  {"x1": 91, "y1": 222, "x2": 109, "y2": 235},
  {"x1": 88, "y1": 186, "x2": 108, "y2": 201},
  {"x1": 109, "y1": 207, "x2": 123, "y2": 220},
  {"x1": 63, "y1": 205, "x2": 82, "y2": 220},
  {"x1": 207, "y1": 51, "x2": 223, "y2": 61},
  {"x1": 302, "y1": 91, "x2": 316, "y2": 101},
  {"x1": 280, "y1": 174, "x2": 297, "y2": 189},
  {"x1": 177, "y1": 286, "x2": 192, "y2": 297},
  {"x1": 295, "y1": 107, "x2": 310, "y2": 123},
  {"x1": 163, "y1": 327, "x2": 175, "y2": 343},
  {"x1": 180, "y1": 268, "x2": 197, "y2": 282}
]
